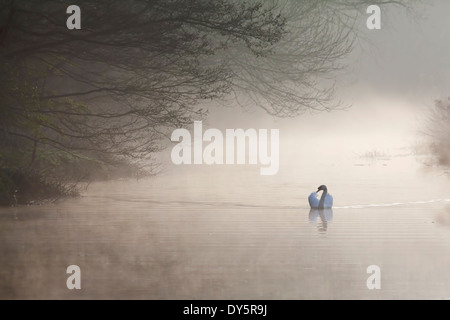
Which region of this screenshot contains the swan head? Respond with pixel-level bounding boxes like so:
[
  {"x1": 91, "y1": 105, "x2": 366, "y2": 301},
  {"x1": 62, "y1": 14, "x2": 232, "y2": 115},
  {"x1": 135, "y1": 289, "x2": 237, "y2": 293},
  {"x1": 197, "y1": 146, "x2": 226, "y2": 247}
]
[{"x1": 317, "y1": 185, "x2": 327, "y2": 193}]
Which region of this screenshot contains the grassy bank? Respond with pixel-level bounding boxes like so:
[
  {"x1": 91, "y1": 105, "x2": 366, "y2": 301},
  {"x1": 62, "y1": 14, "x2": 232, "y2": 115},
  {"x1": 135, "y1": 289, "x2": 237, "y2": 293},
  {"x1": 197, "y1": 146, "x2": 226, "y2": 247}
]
[
  {"x1": 0, "y1": 169, "x2": 78, "y2": 206},
  {"x1": 0, "y1": 156, "x2": 149, "y2": 206}
]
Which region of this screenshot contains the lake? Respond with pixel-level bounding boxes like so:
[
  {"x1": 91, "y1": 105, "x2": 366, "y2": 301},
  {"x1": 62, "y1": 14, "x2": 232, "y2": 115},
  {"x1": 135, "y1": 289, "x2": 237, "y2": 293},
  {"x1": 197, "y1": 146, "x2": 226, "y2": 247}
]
[{"x1": 1, "y1": 153, "x2": 450, "y2": 299}]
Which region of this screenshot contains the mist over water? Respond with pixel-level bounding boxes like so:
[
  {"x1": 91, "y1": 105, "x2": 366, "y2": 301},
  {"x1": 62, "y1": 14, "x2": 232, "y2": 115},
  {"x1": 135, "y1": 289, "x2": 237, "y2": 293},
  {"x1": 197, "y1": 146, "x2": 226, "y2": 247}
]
[
  {"x1": 1, "y1": 153, "x2": 450, "y2": 299},
  {"x1": 2, "y1": 1, "x2": 450, "y2": 300},
  {"x1": 2, "y1": 100, "x2": 450, "y2": 299}
]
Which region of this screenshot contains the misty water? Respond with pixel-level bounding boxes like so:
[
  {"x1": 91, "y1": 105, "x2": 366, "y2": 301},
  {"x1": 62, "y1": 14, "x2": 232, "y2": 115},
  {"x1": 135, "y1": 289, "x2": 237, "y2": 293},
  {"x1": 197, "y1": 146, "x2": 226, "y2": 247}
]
[
  {"x1": 1, "y1": 150, "x2": 450, "y2": 299},
  {"x1": 3, "y1": 0, "x2": 450, "y2": 302}
]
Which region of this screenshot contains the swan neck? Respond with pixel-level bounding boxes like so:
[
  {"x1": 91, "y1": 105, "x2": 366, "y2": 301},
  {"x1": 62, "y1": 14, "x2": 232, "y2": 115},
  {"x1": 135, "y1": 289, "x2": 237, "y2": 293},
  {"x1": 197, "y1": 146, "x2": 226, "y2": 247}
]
[{"x1": 318, "y1": 189, "x2": 327, "y2": 209}]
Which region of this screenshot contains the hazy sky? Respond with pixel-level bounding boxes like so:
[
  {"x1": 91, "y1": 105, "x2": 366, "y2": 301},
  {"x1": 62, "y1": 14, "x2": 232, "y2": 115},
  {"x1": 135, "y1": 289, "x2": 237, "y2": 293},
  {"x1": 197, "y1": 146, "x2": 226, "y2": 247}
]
[
  {"x1": 345, "y1": 0, "x2": 450, "y2": 100},
  {"x1": 161, "y1": 1, "x2": 450, "y2": 170}
]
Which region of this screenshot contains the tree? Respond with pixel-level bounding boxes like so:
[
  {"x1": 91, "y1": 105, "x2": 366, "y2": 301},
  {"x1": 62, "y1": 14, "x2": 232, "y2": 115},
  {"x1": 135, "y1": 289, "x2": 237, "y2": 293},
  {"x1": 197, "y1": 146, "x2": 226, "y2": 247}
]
[
  {"x1": 424, "y1": 98, "x2": 450, "y2": 166},
  {"x1": 0, "y1": 0, "x2": 412, "y2": 203}
]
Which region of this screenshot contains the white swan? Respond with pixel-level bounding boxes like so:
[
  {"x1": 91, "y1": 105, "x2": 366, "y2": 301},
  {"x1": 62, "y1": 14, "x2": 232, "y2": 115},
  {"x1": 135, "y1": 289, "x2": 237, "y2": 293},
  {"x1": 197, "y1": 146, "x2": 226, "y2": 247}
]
[{"x1": 308, "y1": 185, "x2": 333, "y2": 209}]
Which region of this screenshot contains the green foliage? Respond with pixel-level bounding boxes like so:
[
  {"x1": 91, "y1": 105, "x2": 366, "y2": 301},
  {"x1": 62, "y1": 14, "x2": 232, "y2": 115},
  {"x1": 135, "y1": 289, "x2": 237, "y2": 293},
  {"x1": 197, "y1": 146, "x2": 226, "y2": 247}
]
[{"x1": 0, "y1": 170, "x2": 15, "y2": 205}]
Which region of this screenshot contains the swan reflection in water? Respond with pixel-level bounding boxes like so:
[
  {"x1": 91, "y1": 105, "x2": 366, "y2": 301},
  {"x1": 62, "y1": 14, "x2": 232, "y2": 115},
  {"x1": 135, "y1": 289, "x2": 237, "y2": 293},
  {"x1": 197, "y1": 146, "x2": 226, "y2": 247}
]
[{"x1": 309, "y1": 208, "x2": 333, "y2": 233}]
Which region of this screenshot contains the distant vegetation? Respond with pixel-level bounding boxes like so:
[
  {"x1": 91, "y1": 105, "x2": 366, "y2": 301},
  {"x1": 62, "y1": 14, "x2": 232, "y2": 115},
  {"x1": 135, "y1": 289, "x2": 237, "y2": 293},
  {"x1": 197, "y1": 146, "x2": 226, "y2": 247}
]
[
  {"x1": 357, "y1": 150, "x2": 390, "y2": 160},
  {"x1": 424, "y1": 98, "x2": 450, "y2": 167}
]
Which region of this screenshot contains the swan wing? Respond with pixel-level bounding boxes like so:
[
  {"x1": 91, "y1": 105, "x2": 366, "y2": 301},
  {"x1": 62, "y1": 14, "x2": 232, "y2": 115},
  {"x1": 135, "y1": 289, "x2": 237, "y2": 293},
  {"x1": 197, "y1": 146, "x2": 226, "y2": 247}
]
[
  {"x1": 324, "y1": 194, "x2": 333, "y2": 208},
  {"x1": 308, "y1": 192, "x2": 320, "y2": 208}
]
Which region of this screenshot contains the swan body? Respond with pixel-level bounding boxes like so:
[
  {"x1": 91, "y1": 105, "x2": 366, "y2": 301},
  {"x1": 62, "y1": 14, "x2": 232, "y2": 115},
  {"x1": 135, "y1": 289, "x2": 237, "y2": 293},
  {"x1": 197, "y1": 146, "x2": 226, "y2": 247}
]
[{"x1": 308, "y1": 185, "x2": 333, "y2": 209}]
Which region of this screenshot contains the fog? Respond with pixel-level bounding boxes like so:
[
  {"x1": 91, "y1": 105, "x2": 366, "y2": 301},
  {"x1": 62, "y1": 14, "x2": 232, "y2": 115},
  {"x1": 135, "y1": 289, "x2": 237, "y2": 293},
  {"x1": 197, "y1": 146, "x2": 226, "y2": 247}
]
[
  {"x1": 2, "y1": 1, "x2": 450, "y2": 300},
  {"x1": 158, "y1": 1, "x2": 450, "y2": 172}
]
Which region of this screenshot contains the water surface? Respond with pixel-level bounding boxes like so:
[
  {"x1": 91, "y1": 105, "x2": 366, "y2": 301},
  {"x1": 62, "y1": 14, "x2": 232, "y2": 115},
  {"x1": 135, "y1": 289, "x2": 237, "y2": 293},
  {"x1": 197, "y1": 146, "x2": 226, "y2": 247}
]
[{"x1": 1, "y1": 155, "x2": 450, "y2": 299}]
